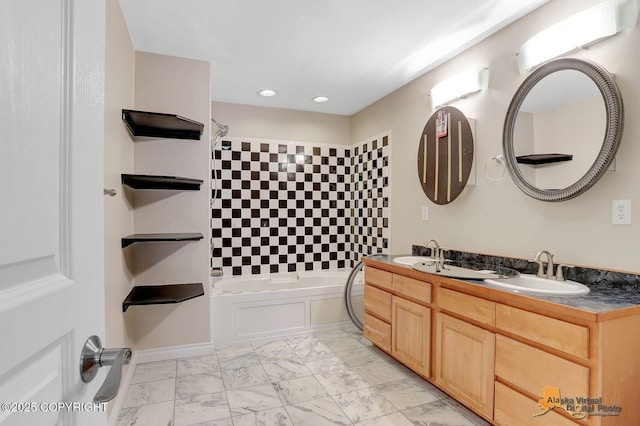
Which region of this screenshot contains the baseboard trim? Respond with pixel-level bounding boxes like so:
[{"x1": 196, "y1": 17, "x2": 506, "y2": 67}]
[
  {"x1": 134, "y1": 341, "x2": 216, "y2": 364},
  {"x1": 107, "y1": 341, "x2": 215, "y2": 425}
]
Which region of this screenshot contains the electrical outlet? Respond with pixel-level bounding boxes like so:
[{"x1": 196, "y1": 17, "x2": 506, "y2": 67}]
[
  {"x1": 421, "y1": 206, "x2": 429, "y2": 221},
  {"x1": 612, "y1": 200, "x2": 631, "y2": 225}
]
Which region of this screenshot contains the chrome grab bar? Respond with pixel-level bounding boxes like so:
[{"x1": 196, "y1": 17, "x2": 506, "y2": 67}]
[{"x1": 80, "y1": 335, "x2": 132, "y2": 403}]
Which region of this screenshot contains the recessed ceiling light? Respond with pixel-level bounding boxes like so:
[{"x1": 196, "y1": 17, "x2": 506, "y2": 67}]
[
  {"x1": 312, "y1": 96, "x2": 329, "y2": 103},
  {"x1": 259, "y1": 89, "x2": 277, "y2": 97}
]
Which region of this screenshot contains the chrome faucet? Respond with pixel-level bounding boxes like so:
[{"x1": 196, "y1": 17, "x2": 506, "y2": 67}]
[
  {"x1": 423, "y1": 239, "x2": 442, "y2": 272},
  {"x1": 423, "y1": 239, "x2": 440, "y2": 259},
  {"x1": 532, "y1": 250, "x2": 554, "y2": 279}
]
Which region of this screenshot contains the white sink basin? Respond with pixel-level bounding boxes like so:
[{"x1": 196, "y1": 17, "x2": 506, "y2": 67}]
[
  {"x1": 484, "y1": 274, "x2": 590, "y2": 295},
  {"x1": 393, "y1": 256, "x2": 437, "y2": 266}
]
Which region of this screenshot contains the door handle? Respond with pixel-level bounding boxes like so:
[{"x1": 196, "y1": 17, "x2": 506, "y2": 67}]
[{"x1": 80, "y1": 335, "x2": 132, "y2": 403}]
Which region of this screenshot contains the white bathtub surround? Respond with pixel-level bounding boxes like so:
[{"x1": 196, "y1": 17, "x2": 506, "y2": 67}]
[
  {"x1": 210, "y1": 269, "x2": 364, "y2": 347},
  {"x1": 116, "y1": 327, "x2": 487, "y2": 425}
]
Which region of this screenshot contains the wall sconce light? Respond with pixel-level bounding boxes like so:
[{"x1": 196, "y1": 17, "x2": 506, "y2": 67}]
[
  {"x1": 430, "y1": 67, "x2": 489, "y2": 109},
  {"x1": 518, "y1": 0, "x2": 640, "y2": 73}
]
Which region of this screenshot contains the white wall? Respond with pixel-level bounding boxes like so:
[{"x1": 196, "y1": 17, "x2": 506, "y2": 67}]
[{"x1": 351, "y1": 0, "x2": 640, "y2": 272}]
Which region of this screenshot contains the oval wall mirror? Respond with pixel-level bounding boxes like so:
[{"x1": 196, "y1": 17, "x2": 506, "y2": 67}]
[{"x1": 502, "y1": 58, "x2": 624, "y2": 202}]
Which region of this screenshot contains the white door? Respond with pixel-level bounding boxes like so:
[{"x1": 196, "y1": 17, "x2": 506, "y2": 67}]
[{"x1": 0, "y1": 0, "x2": 107, "y2": 425}]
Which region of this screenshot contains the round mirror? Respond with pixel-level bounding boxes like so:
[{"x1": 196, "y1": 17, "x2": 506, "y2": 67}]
[{"x1": 503, "y1": 58, "x2": 623, "y2": 202}]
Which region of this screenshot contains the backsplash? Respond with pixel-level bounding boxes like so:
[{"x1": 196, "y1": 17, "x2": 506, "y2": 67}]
[
  {"x1": 211, "y1": 134, "x2": 390, "y2": 276},
  {"x1": 412, "y1": 245, "x2": 640, "y2": 289}
]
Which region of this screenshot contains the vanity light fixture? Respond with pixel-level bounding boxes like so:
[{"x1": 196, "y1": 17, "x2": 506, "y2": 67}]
[
  {"x1": 517, "y1": 0, "x2": 640, "y2": 73},
  {"x1": 430, "y1": 67, "x2": 489, "y2": 109},
  {"x1": 258, "y1": 89, "x2": 277, "y2": 97},
  {"x1": 312, "y1": 96, "x2": 329, "y2": 103}
]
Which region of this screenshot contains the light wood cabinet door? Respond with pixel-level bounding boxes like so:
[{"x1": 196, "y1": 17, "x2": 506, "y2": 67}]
[
  {"x1": 436, "y1": 312, "x2": 495, "y2": 418},
  {"x1": 391, "y1": 296, "x2": 431, "y2": 377}
]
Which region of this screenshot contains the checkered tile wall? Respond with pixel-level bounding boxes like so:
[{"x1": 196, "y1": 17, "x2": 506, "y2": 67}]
[
  {"x1": 350, "y1": 134, "x2": 391, "y2": 264},
  {"x1": 211, "y1": 134, "x2": 390, "y2": 276}
]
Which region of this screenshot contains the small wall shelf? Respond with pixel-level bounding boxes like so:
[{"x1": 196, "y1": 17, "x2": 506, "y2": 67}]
[
  {"x1": 516, "y1": 153, "x2": 573, "y2": 165},
  {"x1": 121, "y1": 233, "x2": 204, "y2": 248},
  {"x1": 122, "y1": 109, "x2": 204, "y2": 140},
  {"x1": 122, "y1": 174, "x2": 203, "y2": 190},
  {"x1": 122, "y1": 283, "x2": 204, "y2": 312}
]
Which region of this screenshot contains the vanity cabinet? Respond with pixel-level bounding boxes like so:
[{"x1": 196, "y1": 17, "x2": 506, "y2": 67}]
[{"x1": 362, "y1": 260, "x2": 640, "y2": 426}]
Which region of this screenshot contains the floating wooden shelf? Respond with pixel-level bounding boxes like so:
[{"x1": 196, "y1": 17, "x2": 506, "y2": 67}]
[
  {"x1": 122, "y1": 109, "x2": 204, "y2": 140},
  {"x1": 516, "y1": 153, "x2": 573, "y2": 165},
  {"x1": 121, "y1": 233, "x2": 204, "y2": 248},
  {"x1": 121, "y1": 174, "x2": 203, "y2": 190},
  {"x1": 122, "y1": 283, "x2": 204, "y2": 312}
]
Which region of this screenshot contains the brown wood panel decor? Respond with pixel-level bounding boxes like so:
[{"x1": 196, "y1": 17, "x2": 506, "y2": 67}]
[{"x1": 417, "y1": 106, "x2": 473, "y2": 205}]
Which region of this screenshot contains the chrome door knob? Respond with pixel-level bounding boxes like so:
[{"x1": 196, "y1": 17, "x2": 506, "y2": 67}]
[{"x1": 80, "y1": 335, "x2": 132, "y2": 403}]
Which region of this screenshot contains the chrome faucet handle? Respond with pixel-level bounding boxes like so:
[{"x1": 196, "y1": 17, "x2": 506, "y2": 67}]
[{"x1": 555, "y1": 264, "x2": 574, "y2": 281}]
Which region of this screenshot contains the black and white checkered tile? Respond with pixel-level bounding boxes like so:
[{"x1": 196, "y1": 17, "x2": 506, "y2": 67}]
[
  {"x1": 211, "y1": 134, "x2": 390, "y2": 276},
  {"x1": 350, "y1": 134, "x2": 391, "y2": 263}
]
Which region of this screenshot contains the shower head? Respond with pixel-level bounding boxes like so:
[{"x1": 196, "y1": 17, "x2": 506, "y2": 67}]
[{"x1": 212, "y1": 118, "x2": 229, "y2": 138}]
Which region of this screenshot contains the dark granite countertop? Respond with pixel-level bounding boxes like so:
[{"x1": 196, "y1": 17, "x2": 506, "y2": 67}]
[{"x1": 365, "y1": 251, "x2": 640, "y2": 314}]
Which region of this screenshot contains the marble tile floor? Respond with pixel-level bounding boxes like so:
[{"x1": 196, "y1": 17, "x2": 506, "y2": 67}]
[{"x1": 117, "y1": 325, "x2": 489, "y2": 426}]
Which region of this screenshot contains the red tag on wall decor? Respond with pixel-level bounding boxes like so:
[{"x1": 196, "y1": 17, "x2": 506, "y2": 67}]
[{"x1": 436, "y1": 110, "x2": 448, "y2": 138}]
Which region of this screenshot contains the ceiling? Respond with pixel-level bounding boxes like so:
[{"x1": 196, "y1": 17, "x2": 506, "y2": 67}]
[{"x1": 120, "y1": 0, "x2": 549, "y2": 116}]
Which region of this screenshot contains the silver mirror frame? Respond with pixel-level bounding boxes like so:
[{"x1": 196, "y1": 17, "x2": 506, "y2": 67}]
[{"x1": 502, "y1": 58, "x2": 624, "y2": 202}]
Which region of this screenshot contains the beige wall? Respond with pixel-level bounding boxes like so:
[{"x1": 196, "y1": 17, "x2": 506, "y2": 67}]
[
  {"x1": 129, "y1": 52, "x2": 212, "y2": 349},
  {"x1": 104, "y1": 0, "x2": 135, "y2": 349},
  {"x1": 212, "y1": 101, "x2": 351, "y2": 145},
  {"x1": 351, "y1": 0, "x2": 640, "y2": 272}
]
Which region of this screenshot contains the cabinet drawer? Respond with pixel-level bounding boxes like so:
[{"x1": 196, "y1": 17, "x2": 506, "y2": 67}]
[
  {"x1": 393, "y1": 274, "x2": 431, "y2": 305},
  {"x1": 494, "y1": 381, "x2": 578, "y2": 426},
  {"x1": 364, "y1": 313, "x2": 391, "y2": 352},
  {"x1": 364, "y1": 283, "x2": 392, "y2": 322},
  {"x1": 495, "y1": 335, "x2": 589, "y2": 400},
  {"x1": 365, "y1": 267, "x2": 393, "y2": 290},
  {"x1": 438, "y1": 288, "x2": 495, "y2": 326},
  {"x1": 496, "y1": 304, "x2": 589, "y2": 358}
]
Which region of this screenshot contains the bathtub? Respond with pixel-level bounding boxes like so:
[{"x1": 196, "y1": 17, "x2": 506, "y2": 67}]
[{"x1": 210, "y1": 269, "x2": 364, "y2": 347}]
